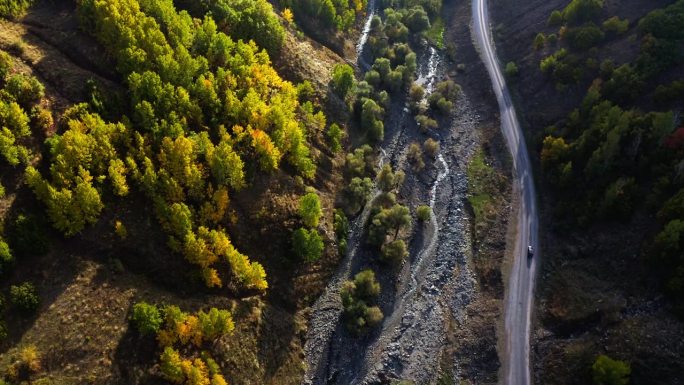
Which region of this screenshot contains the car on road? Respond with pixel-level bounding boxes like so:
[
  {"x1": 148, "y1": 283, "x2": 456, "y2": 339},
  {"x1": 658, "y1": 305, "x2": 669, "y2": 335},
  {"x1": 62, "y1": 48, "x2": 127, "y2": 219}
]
[{"x1": 527, "y1": 245, "x2": 534, "y2": 258}]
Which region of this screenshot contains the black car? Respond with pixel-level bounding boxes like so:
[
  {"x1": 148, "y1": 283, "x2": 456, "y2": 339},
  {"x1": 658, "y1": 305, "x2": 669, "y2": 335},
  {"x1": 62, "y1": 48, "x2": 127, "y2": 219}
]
[{"x1": 527, "y1": 245, "x2": 534, "y2": 258}]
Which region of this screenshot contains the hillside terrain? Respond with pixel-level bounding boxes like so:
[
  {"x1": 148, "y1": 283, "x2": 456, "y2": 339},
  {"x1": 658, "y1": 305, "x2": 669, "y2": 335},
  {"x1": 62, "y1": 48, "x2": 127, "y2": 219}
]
[
  {"x1": 5, "y1": 0, "x2": 679, "y2": 384},
  {"x1": 0, "y1": 0, "x2": 515, "y2": 384},
  {"x1": 492, "y1": 0, "x2": 684, "y2": 383},
  {"x1": 0, "y1": 0, "x2": 353, "y2": 384}
]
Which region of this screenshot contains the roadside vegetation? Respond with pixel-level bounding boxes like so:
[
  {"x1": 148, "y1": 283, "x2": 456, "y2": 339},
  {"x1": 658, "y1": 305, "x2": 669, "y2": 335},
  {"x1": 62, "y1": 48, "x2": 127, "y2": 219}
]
[{"x1": 466, "y1": 149, "x2": 506, "y2": 242}]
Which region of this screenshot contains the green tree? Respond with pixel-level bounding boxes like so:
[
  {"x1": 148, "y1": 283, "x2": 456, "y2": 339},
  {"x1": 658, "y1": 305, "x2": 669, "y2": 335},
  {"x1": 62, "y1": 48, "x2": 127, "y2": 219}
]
[
  {"x1": 381, "y1": 239, "x2": 408, "y2": 265},
  {"x1": 292, "y1": 227, "x2": 324, "y2": 262},
  {"x1": 377, "y1": 164, "x2": 405, "y2": 193},
  {"x1": 344, "y1": 177, "x2": 373, "y2": 215},
  {"x1": 160, "y1": 346, "x2": 185, "y2": 383},
  {"x1": 131, "y1": 302, "x2": 163, "y2": 335},
  {"x1": 327, "y1": 123, "x2": 344, "y2": 153},
  {"x1": 334, "y1": 209, "x2": 349, "y2": 254},
  {"x1": 10, "y1": 282, "x2": 39, "y2": 313},
  {"x1": 298, "y1": 191, "x2": 322, "y2": 228},
  {"x1": 361, "y1": 98, "x2": 384, "y2": 142},
  {"x1": 368, "y1": 204, "x2": 411, "y2": 246},
  {"x1": 416, "y1": 205, "x2": 431, "y2": 221},
  {"x1": 592, "y1": 355, "x2": 630, "y2": 385},
  {"x1": 197, "y1": 308, "x2": 234, "y2": 340},
  {"x1": 340, "y1": 268, "x2": 383, "y2": 334},
  {"x1": 352, "y1": 269, "x2": 380, "y2": 300},
  {"x1": 332, "y1": 64, "x2": 355, "y2": 97}
]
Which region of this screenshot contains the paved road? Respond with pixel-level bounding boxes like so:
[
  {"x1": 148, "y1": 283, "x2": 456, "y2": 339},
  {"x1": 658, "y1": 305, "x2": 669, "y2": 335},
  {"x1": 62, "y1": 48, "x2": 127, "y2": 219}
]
[{"x1": 471, "y1": 0, "x2": 539, "y2": 384}]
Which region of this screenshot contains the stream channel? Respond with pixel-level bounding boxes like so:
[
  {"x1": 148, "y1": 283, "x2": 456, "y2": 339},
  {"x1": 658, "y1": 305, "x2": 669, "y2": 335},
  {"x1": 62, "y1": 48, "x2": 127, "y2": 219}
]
[{"x1": 303, "y1": 2, "x2": 482, "y2": 383}]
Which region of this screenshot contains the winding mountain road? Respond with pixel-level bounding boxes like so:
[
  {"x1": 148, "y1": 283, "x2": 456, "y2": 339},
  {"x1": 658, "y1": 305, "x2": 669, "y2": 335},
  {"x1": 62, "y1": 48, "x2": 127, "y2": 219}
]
[{"x1": 471, "y1": 0, "x2": 539, "y2": 384}]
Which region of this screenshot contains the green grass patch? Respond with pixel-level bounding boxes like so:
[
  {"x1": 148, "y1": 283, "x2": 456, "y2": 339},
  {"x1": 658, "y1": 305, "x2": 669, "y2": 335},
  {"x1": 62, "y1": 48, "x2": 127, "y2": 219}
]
[
  {"x1": 467, "y1": 149, "x2": 499, "y2": 235},
  {"x1": 426, "y1": 17, "x2": 445, "y2": 49}
]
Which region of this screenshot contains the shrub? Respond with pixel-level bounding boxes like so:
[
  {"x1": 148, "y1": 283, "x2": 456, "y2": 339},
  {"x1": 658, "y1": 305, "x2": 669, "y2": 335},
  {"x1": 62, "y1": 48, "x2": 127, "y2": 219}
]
[
  {"x1": 416, "y1": 205, "x2": 432, "y2": 221},
  {"x1": 131, "y1": 302, "x2": 163, "y2": 335},
  {"x1": 298, "y1": 192, "x2": 322, "y2": 228},
  {"x1": 564, "y1": 23, "x2": 604, "y2": 50},
  {"x1": 592, "y1": 355, "x2": 630, "y2": 385},
  {"x1": 563, "y1": 0, "x2": 604, "y2": 25},
  {"x1": 548, "y1": 10, "x2": 563, "y2": 26},
  {"x1": 408, "y1": 142, "x2": 425, "y2": 171},
  {"x1": 0, "y1": 49, "x2": 11, "y2": 80},
  {"x1": 505, "y1": 61, "x2": 519, "y2": 77},
  {"x1": 292, "y1": 227, "x2": 324, "y2": 262},
  {"x1": 0, "y1": 0, "x2": 34, "y2": 18},
  {"x1": 602, "y1": 16, "x2": 628, "y2": 35},
  {"x1": 547, "y1": 33, "x2": 559, "y2": 45},
  {"x1": 114, "y1": 220, "x2": 128, "y2": 239},
  {"x1": 0, "y1": 320, "x2": 7, "y2": 341},
  {"x1": 409, "y1": 83, "x2": 425, "y2": 110},
  {"x1": 8, "y1": 345, "x2": 41, "y2": 380},
  {"x1": 423, "y1": 138, "x2": 440, "y2": 158},
  {"x1": 0, "y1": 238, "x2": 13, "y2": 276},
  {"x1": 4, "y1": 74, "x2": 44, "y2": 108},
  {"x1": 10, "y1": 282, "x2": 39, "y2": 313},
  {"x1": 533, "y1": 33, "x2": 546, "y2": 50},
  {"x1": 415, "y1": 114, "x2": 437, "y2": 133},
  {"x1": 8, "y1": 214, "x2": 49, "y2": 258},
  {"x1": 197, "y1": 308, "x2": 234, "y2": 340},
  {"x1": 31, "y1": 107, "x2": 53, "y2": 133},
  {"x1": 282, "y1": 8, "x2": 294, "y2": 25},
  {"x1": 296, "y1": 81, "x2": 315, "y2": 103}
]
